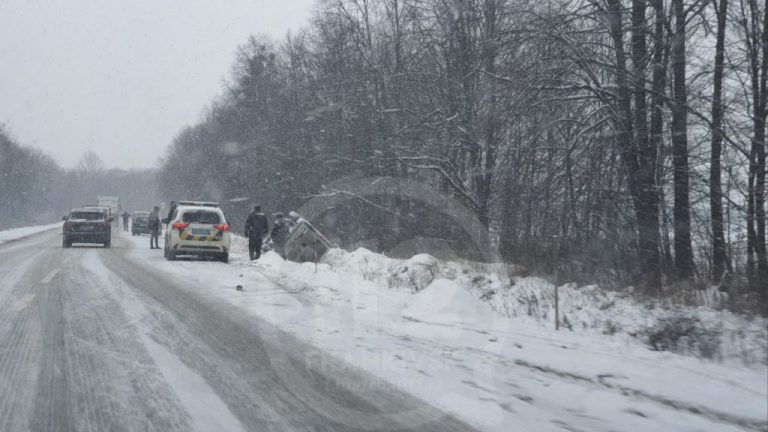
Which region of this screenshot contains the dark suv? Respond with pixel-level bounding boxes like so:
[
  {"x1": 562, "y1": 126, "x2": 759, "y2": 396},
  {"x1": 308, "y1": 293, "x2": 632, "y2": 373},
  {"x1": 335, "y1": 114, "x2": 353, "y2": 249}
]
[
  {"x1": 131, "y1": 211, "x2": 151, "y2": 235},
  {"x1": 63, "y1": 209, "x2": 112, "y2": 248}
]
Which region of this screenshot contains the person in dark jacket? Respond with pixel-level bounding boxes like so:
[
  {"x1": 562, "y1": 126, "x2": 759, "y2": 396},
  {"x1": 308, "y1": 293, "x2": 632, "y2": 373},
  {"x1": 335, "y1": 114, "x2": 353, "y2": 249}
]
[
  {"x1": 245, "y1": 205, "x2": 269, "y2": 260},
  {"x1": 148, "y1": 206, "x2": 161, "y2": 249},
  {"x1": 121, "y1": 211, "x2": 131, "y2": 231},
  {"x1": 270, "y1": 212, "x2": 290, "y2": 259}
]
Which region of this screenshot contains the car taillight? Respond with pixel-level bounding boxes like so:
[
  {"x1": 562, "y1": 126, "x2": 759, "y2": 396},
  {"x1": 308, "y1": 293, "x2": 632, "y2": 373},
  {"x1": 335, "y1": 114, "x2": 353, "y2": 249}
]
[
  {"x1": 172, "y1": 222, "x2": 189, "y2": 230},
  {"x1": 214, "y1": 224, "x2": 230, "y2": 232}
]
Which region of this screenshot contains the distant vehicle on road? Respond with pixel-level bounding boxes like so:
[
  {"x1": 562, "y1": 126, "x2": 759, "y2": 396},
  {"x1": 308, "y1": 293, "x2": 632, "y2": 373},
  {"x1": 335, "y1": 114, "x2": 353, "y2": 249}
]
[
  {"x1": 163, "y1": 203, "x2": 230, "y2": 263},
  {"x1": 63, "y1": 209, "x2": 112, "y2": 248},
  {"x1": 97, "y1": 196, "x2": 120, "y2": 226},
  {"x1": 131, "y1": 211, "x2": 151, "y2": 235}
]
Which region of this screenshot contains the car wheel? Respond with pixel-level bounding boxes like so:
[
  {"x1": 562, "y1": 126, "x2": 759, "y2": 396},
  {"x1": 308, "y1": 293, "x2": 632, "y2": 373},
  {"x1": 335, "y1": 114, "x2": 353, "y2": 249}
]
[
  {"x1": 104, "y1": 240, "x2": 111, "y2": 248},
  {"x1": 62, "y1": 238, "x2": 71, "y2": 248},
  {"x1": 167, "y1": 251, "x2": 176, "y2": 261},
  {"x1": 219, "y1": 253, "x2": 229, "y2": 263}
]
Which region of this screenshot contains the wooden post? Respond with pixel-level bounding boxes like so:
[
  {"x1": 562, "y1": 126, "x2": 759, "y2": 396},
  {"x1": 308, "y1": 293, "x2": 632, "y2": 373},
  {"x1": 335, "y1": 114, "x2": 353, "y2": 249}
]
[{"x1": 555, "y1": 284, "x2": 560, "y2": 330}]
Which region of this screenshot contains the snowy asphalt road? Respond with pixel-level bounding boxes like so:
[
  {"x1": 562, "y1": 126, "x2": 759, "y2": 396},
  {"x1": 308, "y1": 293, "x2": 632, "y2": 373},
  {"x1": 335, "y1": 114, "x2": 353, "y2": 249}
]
[{"x1": 0, "y1": 229, "x2": 476, "y2": 432}]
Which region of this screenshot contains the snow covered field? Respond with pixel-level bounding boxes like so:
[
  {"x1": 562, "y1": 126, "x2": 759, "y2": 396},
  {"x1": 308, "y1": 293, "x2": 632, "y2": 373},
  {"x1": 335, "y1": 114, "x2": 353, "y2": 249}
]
[
  {"x1": 126, "y1": 233, "x2": 767, "y2": 432},
  {"x1": 0, "y1": 222, "x2": 61, "y2": 246}
]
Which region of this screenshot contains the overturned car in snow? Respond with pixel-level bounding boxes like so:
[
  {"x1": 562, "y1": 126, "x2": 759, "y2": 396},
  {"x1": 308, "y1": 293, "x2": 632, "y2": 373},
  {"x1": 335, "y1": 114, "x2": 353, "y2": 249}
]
[{"x1": 269, "y1": 212, "x2": 333, "y2": 263}]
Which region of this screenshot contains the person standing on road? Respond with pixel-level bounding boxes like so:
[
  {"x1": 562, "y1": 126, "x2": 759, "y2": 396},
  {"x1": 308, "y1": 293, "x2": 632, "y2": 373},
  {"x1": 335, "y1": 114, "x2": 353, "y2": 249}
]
[
  {"x1": 270, "y1": 212, "x2": 289, "y2": 259},
  {"x1": 148, "y1": 206, "x2": 161, "y2": 249},
  {"x1": 121, "y1": 211, "x2": 131, "y2": 232},
  {"x1": 245, "y1": 205, "x2": 268, "y2": 260}
]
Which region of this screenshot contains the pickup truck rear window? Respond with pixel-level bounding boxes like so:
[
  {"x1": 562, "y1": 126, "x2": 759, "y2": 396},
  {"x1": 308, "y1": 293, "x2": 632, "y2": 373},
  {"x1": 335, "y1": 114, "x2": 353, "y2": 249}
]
[
  {"x1": 182, "y1": 211, "x2": 221, "y2": 224},
  {"x1": 70, "y1": 212, "x2": 105, "y2": 221}
]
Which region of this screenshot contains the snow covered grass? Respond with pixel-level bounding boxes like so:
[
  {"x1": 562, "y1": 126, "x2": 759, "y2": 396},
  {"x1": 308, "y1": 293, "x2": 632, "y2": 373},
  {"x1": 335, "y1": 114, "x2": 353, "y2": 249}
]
[
  {"x1": 124, "y1": 234, "x2": 767, "y2": 432},
  {"x1": 0, "y1": 222, "x2": 62, "y2": 246}
]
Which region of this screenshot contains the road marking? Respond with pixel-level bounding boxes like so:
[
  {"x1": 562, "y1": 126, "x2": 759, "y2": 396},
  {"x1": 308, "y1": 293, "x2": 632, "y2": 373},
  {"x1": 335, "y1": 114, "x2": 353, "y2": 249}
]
[
  {"x1": 12, "y1": 293, "x2": 36, "y2": 312},
  {"x1": 40, "y1": 268, "x2": 61, "y2": 284}
]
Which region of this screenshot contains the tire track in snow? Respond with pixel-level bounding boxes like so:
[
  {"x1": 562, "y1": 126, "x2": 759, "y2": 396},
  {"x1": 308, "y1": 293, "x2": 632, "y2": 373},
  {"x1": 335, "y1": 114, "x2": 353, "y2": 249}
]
[
  {"x1": 61, "y1": 253, "x2": 195, "y2": 432},
  {"x1": 462, "y1": 345, "x2": 768, "y2": 432},
  {"x1": 0, "y1": 242, "x2": 50, "y2": 431},
  {"x1": 31, "y1": 281, "x2": 72, "y2": 432},
  {"x1": 0, "y1": 281, "x2": 41, "y2": 431},
  {"x1": 81, "y1": 252, "x2": 241, "y2": 432}
]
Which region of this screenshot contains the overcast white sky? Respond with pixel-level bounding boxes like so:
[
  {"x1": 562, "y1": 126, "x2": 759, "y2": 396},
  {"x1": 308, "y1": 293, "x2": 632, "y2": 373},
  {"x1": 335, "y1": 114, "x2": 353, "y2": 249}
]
[{"x1": 0, "y1": 0, "x2": 314, "y2": 169}]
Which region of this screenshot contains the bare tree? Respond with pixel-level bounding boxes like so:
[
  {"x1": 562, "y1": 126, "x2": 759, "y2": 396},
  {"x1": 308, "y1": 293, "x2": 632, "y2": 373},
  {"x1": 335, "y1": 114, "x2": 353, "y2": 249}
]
[
  {"x1": 670, "y1": 0, "x2": 695, "y2": 281},
  {"x1": 710, "y1": 0, "x2": 731, "y2": 282}
]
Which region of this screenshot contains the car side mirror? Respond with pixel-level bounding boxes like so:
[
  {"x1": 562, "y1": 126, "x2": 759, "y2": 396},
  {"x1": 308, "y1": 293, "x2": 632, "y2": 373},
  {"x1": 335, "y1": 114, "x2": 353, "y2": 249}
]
[
  {"x1": 161, "y1": 218, "x2": 169, "y2": 224},
  {"x1": 62, "y1": 216, "x2": 68, "y2": 221}
]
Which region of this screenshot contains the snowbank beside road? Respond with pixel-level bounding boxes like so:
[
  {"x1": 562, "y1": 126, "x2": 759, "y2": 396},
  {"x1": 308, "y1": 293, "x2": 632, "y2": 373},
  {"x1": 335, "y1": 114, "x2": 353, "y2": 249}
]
[
  {"x1": 0, "y1": 222, "x2": 61, "y2": 246},
  {"x1": 319, "y1": 247, "x2": 767, "y2": 368}
]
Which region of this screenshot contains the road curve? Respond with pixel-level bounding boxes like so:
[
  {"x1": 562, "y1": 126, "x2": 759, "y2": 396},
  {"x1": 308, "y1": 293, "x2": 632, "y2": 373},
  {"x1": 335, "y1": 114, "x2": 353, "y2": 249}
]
[{"x1": 0, "y1": 229, "x2": 476, "y2": 432}]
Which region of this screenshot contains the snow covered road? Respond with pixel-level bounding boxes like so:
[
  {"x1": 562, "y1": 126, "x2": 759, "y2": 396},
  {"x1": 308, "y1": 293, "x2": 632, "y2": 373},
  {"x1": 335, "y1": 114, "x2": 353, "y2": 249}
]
[
  {"x1": 1, "y1": 228, "x2": 765, "y2": 432},
  {"x1": 0, "y1": 229, "x2": 474, "y2": 431}
]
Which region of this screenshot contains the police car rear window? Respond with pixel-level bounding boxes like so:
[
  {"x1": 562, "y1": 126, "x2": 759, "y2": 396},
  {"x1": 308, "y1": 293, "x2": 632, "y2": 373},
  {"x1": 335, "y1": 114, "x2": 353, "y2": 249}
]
[{"x1": 182, "y1": 211, "x2": 221, "y2": 224}]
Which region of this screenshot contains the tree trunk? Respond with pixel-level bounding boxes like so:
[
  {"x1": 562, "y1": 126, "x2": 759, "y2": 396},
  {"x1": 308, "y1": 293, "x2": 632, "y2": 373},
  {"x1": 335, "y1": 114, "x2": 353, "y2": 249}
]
[
  {"x1": 710, "y1": 0, "x2": 729, "y2": 282},
  {"x1": 608, "y1": 0, "x2": 662, "y2": 294},
  {"x1": 670, "y1": 0, "x2": 695, "y2": 280}
]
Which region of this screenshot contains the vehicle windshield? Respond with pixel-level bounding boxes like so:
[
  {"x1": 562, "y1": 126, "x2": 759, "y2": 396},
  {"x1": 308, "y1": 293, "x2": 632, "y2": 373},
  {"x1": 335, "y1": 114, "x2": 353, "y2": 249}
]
[
  {"x1": 69, "y1": 212, "x2": 104, "y2": 221},
  {"x1": 182, "y1": 211, "x2": 220, "y2": 224}
]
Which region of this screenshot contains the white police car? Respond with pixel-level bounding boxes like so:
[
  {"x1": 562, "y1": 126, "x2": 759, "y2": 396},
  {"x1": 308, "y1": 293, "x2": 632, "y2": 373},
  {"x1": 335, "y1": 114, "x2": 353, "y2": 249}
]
[{"x1": 163, "y1": 202, "x2": 231, "y2": 263}]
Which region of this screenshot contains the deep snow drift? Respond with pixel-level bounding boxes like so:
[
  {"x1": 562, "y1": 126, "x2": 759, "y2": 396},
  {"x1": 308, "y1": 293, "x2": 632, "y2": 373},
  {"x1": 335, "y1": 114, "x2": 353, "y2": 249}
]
[{"x1": 125, "y1": 233, "x2": 767, "y2": 432}]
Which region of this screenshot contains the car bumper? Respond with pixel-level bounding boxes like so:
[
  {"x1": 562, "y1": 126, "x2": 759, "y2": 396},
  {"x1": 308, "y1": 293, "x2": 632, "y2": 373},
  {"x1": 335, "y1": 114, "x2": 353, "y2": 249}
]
[
  {"x1": 65, "y1": 233, "x2": 110, "y2": 243},
  {"x1": 170, "y1": 238, "x2": 229, "y2": 255}
]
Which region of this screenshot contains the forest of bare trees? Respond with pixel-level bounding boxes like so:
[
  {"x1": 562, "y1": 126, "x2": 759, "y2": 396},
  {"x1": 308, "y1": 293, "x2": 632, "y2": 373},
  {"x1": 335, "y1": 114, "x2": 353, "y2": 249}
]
[
  {"x1": 148, "y1": 0, "x2": 763, "y2": 304},
  {"x1": 0, "y1": 126, "x2": 159, "y2": 229}
]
